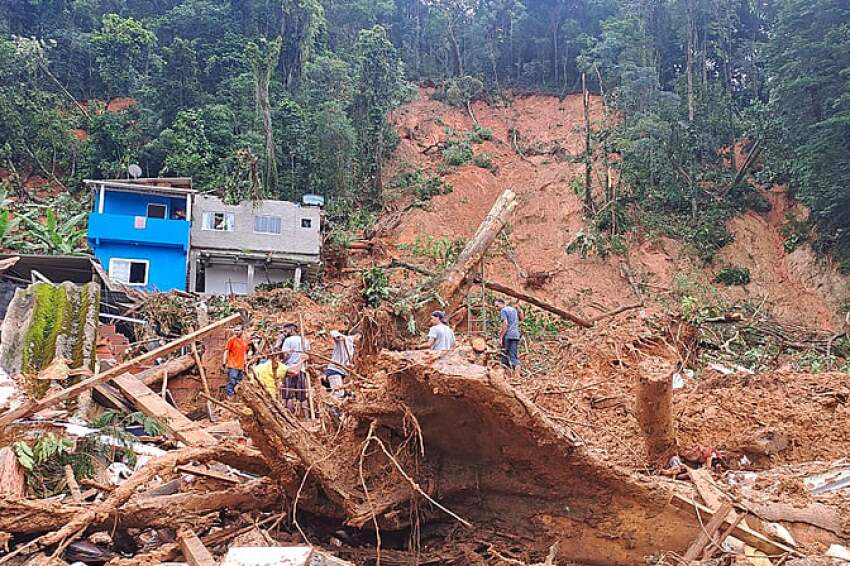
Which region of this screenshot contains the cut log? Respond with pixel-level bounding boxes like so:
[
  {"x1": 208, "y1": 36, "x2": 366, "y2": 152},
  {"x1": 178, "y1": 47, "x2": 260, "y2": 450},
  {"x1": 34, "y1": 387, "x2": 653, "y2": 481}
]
[
  {"x1": 178, "y1": 530, "x2": 216, "y2": 566},
  {"x1": 0, "y1": 447, "x2": 26, "y2": 498},
  {"x1": 683, "y1": 501, "x2": 733, "y2": 561},
  {"x1": 138, "y1": 354, "x2": 196, "y2": 387},
  {"x1": 635, "y1": 357, "x2": 676, "y2": 467},
  {"x1": 112, "y1": 373, "x2": 217, "y2": 447},
  {"x1": 477, "y1": 279, "x2": 593, "y2": 328},
  {"x1": 0, "y1": 313, "x2": 240, "y2": 428},
  {"x1": 433, "y1": 189, "x2": 518, "y2": 304}
]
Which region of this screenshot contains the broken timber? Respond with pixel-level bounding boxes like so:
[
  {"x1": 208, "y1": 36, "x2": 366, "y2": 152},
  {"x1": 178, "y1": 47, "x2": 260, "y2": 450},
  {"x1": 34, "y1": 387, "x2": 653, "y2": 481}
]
[
  {"x1": 0, "y1": 313, "x2": 240, "y2": 428},
  {"x1": 178, "y1": 530, "x2": 216, "y2": 566},
  {"x1": 682, "y1": 501, "x2": 734, "y2": 561},
  {"x1": 636, "y1": 357, "x2": 676, "y2": 467},
  {"x1": 475, "y1": 279, "x2": 593, "y2": 328},
  {"x1": 112, "y1": 373, "x2": 217, "y2": 446},
  {"x1": 431, "y1": 189, "x2": 518, "y2": 306}
]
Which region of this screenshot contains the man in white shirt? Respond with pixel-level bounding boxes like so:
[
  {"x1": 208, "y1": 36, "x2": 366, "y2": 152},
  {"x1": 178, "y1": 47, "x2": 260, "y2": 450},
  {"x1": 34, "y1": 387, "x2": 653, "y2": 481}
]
[
  {"x1": 422, "y1": 310, "x2": 456, "y2": 351},
  {"x1": 277, "y1": 322, "x2": 311, "y2": 413}
]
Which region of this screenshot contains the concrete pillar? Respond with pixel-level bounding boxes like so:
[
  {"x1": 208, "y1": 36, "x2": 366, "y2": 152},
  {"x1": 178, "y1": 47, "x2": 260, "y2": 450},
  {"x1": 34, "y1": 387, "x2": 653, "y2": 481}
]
[
  {"x1": 98, "y1": 185, "x2": 105, "y2": 214},
  {"x1": 188, "y1": 253, "x2": 198, "y2": 293},
  {"x1": 247, "y1": 263, "x2": 255, "y2": 294},
  {"x1": 293, "y1": 266, "x2": 302, "y2": 290}
]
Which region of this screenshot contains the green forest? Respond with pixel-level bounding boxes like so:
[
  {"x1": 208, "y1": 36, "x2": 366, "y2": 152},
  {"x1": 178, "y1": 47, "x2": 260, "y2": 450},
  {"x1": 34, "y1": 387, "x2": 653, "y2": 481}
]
[{"x1": 0, "y1": 0, "x2": 848, "y2": 265}]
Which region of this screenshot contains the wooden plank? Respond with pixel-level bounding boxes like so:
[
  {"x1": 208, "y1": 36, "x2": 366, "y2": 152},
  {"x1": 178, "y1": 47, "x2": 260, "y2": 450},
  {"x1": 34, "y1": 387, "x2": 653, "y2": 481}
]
[
  {"x1": 179, "y1": 530, "x2": 216, "y2": 566},
  {"x1": 683, "y1": 501, "x2": 733, "y2": 561},
  {"x1": 112, "y1": 374, "x2": 216, "y2": 447},
  {"x1": 191, "y1": 339, "x2": 216, "y2": 422},
  {"x1": 672, "y1": 494, "x2": 797, "y2": 557},
  {"x1": 175, "y1": 464, "x2": 240, "y2": 485},
  {"x1": 0, "y1": 313, "x2": 240, "y2": 428}
]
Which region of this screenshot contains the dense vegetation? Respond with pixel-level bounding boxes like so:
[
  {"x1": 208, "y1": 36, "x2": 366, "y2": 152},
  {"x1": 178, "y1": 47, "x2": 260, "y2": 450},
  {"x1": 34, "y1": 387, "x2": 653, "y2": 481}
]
[{"x1": 0, "y1": 0, "x2": 848, "y2": 264}]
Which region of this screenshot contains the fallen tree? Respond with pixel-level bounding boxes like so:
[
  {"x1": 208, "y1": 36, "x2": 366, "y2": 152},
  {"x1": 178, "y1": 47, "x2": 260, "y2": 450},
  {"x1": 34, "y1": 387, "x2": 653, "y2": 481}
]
[{"x1": 238, "y1": 349, "x2": 796, "y2": 565}]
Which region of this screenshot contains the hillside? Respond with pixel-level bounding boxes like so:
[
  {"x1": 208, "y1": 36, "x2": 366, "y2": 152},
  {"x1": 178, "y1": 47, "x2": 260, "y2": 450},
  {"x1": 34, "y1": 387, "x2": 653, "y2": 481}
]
[{"x1": 385, "y1": 88, "x2": 850, "y2": 331}]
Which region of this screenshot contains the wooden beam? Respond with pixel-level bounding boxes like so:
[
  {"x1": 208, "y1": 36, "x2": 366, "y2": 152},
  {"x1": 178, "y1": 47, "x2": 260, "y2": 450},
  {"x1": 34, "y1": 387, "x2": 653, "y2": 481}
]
[
  {"x1": 178, "y1": 530, "x2": 216, "y2": 566},
  {"x1": 683, "y1": 501, "x2": 733, "y2": 561},
  {"x1": 0, "y1": 313, "x2": 240, "y2": 428},
  {"x1": 112, "y1": 374, "x2": 216, "y2": 447},
  {"x1": 475, "y1": 279, "x2": 593, "y2": 328},
  {"x1": 672, "y1": 494, "x2": 797, "y2": 557}
]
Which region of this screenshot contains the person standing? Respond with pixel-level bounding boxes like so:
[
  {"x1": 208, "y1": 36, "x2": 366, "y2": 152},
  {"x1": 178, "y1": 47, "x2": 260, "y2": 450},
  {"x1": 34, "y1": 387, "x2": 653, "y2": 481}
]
[
  {"x1": 495, "y1": 298, "x2": 522, "y2": 374},
  {"x1": 326, "y1": 330, "x2": 360, "y2": 400},
  {"x1": 422, "y1": 310, "x2": 456, "y2": 351},
  {"x1": 222, "y1": 325, "x2": 250, "y2": 398},
  {"x1": 277, "y1": 322, "x2": 311, "y2": 414}
]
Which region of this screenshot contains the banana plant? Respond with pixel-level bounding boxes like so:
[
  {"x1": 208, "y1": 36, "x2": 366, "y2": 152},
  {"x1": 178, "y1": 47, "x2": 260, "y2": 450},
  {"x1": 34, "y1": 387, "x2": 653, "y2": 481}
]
[
  {"x1": 20, "y1": 208, "x2": 88, "y2": 255},
  {"x1": 0, "y1": 185, "x2": 26, "y2": 250}
]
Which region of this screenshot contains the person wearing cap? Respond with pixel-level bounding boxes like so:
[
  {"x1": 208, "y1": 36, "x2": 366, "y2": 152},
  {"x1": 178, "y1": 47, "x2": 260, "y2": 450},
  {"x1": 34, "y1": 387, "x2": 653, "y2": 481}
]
[
  {"x1": 276, "y1": 322, "x2": 311, "y2": 414},
  {"x1": 422, "y1": 310, "x2": 456, "y2": 351},
  {"x1": 325, "y1": 329, "x2": 360, "y2": 400},
  {"x1": 222, "y1": 325, "x2": 251, "y2": 398}
]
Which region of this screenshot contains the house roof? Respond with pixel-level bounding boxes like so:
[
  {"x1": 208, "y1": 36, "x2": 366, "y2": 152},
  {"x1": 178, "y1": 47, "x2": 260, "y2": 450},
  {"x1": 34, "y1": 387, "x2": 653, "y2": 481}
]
[
  {"x1": 84, "y1": 178, "x2": 196, "y2": 197},
  {"x1": 0, "y1": 254, "x2": 101, "y2": 285}
]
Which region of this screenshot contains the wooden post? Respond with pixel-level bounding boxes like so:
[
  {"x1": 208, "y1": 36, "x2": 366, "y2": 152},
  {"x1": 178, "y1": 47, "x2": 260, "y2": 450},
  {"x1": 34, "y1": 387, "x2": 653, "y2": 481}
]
[
  {"x1": 160, "y1": 367, "x2": 169, "y2": 400},
  {"x1": 0, "y1": 313, "x2": 241, "y2": 428},
  {"x1": 635, "y1": 357, "x2": 676, "y2": 467},
  {"x1": 192, "y1": 339, "x2": 216, "y2": 422},
  {"x1": 64, "y1": 465, "x2": 82, "y2": 502},
  {"x1": 299, "y1": 313, "x2": 316, "y2": 420}
]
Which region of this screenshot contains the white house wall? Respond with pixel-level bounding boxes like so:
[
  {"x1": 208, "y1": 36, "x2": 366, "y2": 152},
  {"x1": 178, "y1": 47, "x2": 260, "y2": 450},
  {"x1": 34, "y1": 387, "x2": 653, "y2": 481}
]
[{"x1": 190, "y1": 195, "x2": 321, "y2": 259}]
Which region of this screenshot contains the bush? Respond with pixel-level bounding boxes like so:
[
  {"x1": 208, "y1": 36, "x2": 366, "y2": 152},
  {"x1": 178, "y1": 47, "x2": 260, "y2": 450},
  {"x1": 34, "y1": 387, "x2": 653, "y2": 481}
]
[
  {"x1": 714, "y1": 266, "x2": 751, "y2": 285},
  {"x1": 362, "y1": 267, "x2": 390, "y2": 307},
  {"x1": 472, "y1": 152, "x2": 495, "y2": 171},
  {"x1": 390, "y1": 167, "x2": 452, "y2": 203},
  {"x1": 781, "y1": 214, "x2": 809, "y2": 252},
  {"x1": 466, "y1": 125, "x2": 493, "y2": 144},
  {"x1": 442, "y1": 140, "x2": 473, "y2": 166}
]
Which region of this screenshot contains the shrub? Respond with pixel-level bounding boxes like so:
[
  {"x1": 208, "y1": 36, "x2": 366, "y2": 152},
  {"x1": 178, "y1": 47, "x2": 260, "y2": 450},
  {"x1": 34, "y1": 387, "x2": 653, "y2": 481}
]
[
  {"x1": 362, "y1": 267, "x2": 390, "y2": 307},
  {"x1": 465, "y1": 125, "x2": 493, "y2": 144},
  {"x1": 442, "y1": 140, "x2": 473, "y2": 166},
  {"x1": 472, "y1": 152, "x2": 495, "y2": 171},
  {"x1": 714, "y1": 266, "x2": 751, "y2": 286},
  {"x1": 390, "y1": 167, "x2": 452, "y2": 203},
  {"x1": 781, "y1": 214, "x2": 809, "y2": 252}
]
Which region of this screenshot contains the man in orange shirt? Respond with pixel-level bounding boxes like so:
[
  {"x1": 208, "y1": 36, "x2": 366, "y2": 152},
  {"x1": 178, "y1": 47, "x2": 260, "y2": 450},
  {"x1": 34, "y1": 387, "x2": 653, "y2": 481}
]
[{"x1": 222, "y1": 325, "x2": 251, "y2": 398}]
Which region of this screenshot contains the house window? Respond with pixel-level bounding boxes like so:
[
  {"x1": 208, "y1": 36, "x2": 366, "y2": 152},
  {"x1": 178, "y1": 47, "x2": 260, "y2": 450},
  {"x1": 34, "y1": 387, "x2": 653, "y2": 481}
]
[
  {"x1": 254, "y1": 215, "x2": 282, "y2": 235},
  {"x1": 202, "y1": 211, "x2": 235, "y2": 231},
  {"x1": 301, "y1": 218, "x2": 312, "y2": 229},
  {"x1": 109, "y1": 258, "x2": 149, "y2": 286},
  {"x1": 146, "y1": 203, "x2": 167, "y2": 219}
]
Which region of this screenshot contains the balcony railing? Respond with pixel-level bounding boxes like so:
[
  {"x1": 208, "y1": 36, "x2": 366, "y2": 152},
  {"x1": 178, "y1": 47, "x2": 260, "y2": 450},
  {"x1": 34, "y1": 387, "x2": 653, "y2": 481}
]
[{"x1": 88, "y1": 212, "x2": 190, "y2": 249}]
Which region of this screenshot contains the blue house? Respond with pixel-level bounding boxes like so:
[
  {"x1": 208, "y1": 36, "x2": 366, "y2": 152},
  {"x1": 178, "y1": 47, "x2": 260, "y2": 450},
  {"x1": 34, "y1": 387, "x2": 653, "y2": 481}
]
[{"x1": 85, "y1": 178, "x2": 195, "y2": 292}]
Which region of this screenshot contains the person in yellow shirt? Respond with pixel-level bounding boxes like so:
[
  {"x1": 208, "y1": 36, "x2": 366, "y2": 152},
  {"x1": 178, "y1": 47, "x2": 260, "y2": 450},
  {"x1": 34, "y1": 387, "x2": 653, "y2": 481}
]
[{"x1": 252, "y1": 356, "x2": 288, "y2": 399}]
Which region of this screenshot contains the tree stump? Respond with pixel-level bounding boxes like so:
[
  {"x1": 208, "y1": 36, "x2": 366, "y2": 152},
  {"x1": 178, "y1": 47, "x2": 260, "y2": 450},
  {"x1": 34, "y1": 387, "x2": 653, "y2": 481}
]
[{"x1": 636, "y1": 357, "x2": 676, "y2": 468}]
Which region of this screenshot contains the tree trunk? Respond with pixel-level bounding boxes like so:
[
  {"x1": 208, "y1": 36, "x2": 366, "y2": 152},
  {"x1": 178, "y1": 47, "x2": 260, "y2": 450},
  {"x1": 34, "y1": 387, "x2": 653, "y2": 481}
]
[
  {"x1": 447, "y1": 18, "x2": 463, "y2": 77},
  {"x1": 476, "y1": 280, "x2": 592, "y2": 328},
  {"x1": 0, "y1": 447, "x2": 26, "y2": 498},
  {"x1": 686, "y1": 0, "x2": 695, "y2": 123},
  {"x1": 582, "y1": 72, "x2": 594, "y2": 217},
  {"x1": 138, "y1": 354, "x2": 196, "y2": 387},
  {"x1": 636, "y1": 358, "x2": 676, "y2": 468},
  {"x1": 433, "y1": 189, "x2": 518, "y2": 304}
]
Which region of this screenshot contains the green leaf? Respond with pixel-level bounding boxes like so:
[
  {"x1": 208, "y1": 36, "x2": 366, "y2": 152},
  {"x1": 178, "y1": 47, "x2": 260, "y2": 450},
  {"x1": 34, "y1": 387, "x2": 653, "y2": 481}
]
[{"x1": 12, "y1": 441, "x2": 34, "y2": 471}]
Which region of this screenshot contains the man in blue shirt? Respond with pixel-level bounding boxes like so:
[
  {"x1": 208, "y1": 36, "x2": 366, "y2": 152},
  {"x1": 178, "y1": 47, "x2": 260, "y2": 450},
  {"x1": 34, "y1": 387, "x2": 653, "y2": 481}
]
[{"x1": 495, "y1": 298, "x2": 522, "y2": 374}]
